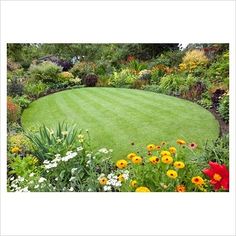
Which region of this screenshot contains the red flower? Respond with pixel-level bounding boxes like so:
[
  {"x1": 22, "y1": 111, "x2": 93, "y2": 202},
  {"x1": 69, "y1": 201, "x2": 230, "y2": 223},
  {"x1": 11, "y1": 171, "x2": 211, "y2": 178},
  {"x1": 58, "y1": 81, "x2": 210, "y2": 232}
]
[{"x1": 202, "y1": 161, "x2": 229, "y2": 191}]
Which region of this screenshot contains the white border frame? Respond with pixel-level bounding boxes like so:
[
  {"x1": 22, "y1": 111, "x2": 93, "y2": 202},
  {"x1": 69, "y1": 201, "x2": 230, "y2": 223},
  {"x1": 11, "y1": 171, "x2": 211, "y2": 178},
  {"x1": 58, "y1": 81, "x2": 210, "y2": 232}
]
[{"x1": 1, "y1": 1, "x2": 235, "y2": 235}]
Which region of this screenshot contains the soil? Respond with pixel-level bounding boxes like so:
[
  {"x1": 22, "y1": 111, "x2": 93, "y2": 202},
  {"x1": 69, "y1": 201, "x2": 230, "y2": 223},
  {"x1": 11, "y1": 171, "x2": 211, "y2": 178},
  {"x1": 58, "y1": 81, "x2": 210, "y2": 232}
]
[{"x1": 209, "y1": 108, "x2": 229, "y2": 136}]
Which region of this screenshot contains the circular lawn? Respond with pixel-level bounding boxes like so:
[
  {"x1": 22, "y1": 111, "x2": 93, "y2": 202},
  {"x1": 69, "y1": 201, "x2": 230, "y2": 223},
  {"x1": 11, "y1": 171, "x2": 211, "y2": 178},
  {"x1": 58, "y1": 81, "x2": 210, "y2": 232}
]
[{"x1": 22, "y1": 88, "x2": 219, "y2": 160}]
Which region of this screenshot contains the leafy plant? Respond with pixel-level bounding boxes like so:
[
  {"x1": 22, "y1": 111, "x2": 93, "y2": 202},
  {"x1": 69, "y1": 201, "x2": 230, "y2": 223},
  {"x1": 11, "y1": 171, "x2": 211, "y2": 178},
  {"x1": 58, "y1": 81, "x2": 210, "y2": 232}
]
[
  {"x1": 7, "y1": 77, "x2": 24, "y2": 97},
  {"x1": 218, "y1": 94, "x2": 229, "y2": 123},
  {"x1": 24, "y1": 81, "x2": 48, "y2": 99},
  {"x1": 126, "y1": 59, "x2": 147, "y2": 72},
  {"x1": 159, "y1": 74, "x2": 184, "y2": 95},
  {"x1": 142, "y1": 84, "x2": 161, "y2": 93},
  {"x1": 179, "y1": 49, "x2": 209, "y2": 72},
  {"x1": 138, "y1": 69, "x2": 151, "y2": 81},
  {"x1": 83, "y1": 73, "x2": 98, "y2": 87},
  {"x1": 8, "y1": 154, "x2": 40, "y2": 177},
  {"x1": 7, "y1": 97, "x2": 21, "y2": 124},
  {"x1": 58, "y1": 71, "x2": 74, "y2": 81},
  {"x1": 25, "y1": 122, "x2": 82, "y2": 162},
  {"x1": 29, "y1": 61, "x2": 62, "y2": 83},
  {"x1": 8, "y1": 133, "x2": 32, "y2": 153},
  {"x1": 13, "y1": 95, "x2": 31, "y2": 109},
  {"x1": 109, "y1": 69, "x2": 137, "y2": 88},
  {"x1": 179, "y1": 75, "x2": 205, "y2": 100},
  {"x1": 70, "y1": 61, "x2": 96, "y2": 79},
  {"x1": 198, "y1": 134, "x2": 229, "y2": 167},
  {"x1": 206, "y1": 50, "x2": 229, "y2": 84}
]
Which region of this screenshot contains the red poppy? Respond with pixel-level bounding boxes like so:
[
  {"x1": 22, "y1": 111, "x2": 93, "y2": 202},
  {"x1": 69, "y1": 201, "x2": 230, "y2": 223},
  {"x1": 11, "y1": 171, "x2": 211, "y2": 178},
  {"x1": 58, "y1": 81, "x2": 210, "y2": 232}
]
[{"x1": 202, "y1": 161, "x2": 229, "y2": 191}]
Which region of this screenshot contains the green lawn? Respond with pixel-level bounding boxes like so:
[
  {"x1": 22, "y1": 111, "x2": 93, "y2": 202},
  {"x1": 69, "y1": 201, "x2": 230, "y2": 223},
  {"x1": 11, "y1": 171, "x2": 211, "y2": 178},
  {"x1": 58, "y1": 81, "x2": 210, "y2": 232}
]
[{"x1": 22, "y1": 88, "x2": 219, "y2": 160}]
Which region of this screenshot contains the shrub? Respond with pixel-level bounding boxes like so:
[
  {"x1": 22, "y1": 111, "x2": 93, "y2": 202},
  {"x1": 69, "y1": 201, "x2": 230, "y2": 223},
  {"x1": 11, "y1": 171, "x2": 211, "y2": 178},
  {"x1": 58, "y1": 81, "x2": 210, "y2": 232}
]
[
  {"x1": 70, "y1": 61, "x2": 96, "y2": 79},
  {"x1": 150, "y1": 65, "x2": 166, "y2": 84},
  {"x1": 206, "y1": 50, "x2": 229, "y2": 84},
  {"x1": 132, "y1": 79, "x2": 148, "y2": 89},
  {"x1": 8, "y1": 155, "x2": 40, "y2": 178},
  {"x1": 7, "y1": 97, "x2": 21, "y2": 124},
  {"x1": 24, "y1": 81, "x2": 48, "y2": 99},
  {"x1": 126, "y1": 59, "x2": 147, "y2": 72},
  {"x1": 138, "y1": 69, "x2": 151, "y2": 81},
  {"x1": 25, "y1": 122, "x2": 82, "y2": 162},
  {"x1": 13, "y1": 95, "x2": 31, "y2": 109},
  {"x1": 218, "y1": 94, "x2": 229, "y2": 123},
  {"x1": 142, "y1": 84, "x2": 161, "y2": 93},
  {"x1": 7, "y1": 58, "x2": 22, "y2": 71},
  {"x1": 29, "y1": 61, "x2": 62, "y2": 83},
  {"x1": 179, "y1": 75, "x2": 205, "y2": 100},
  {"x1": 197, "y1": 98, "x2": 213, "y2": 109},
  {"x1": 8, "y1": 133, "x2": 32, "y2": 153},
  {"x1": 95, "y1": 60, "x2": 114, "y2": 76},
  {"x1": 68, "y1": 77, "x2": 82, "y2": 87},
  {"x1": 83, "y1": 73, "x2": 98, "y2": 87},
  {"x1": 7, "y1": 77, "x2": 24, "y2": 97},
  {"x1": 109, "y1": 69, "x2": 137, "y2": 88},
  {"x1": 159, "y1": 74, "x2": 184, "y2": 95},
  {"x1": 58, "y1": 71, "x2": 74, "y2": 81},
  {"x1": 208, "y1": 84, "x2": 227, "y2": 108},
  {"x1": 179, "y1": 49, "x2": 209, "y2": 72},
  {"x1": 7, "y1": 68, "x2": 25, "y2": 81},
  {"x1": 96, "y1": 75, "x2": 110, "y2": 87},
  {"x1": 8, "y1": 123, "x2": 23, "y2": 135}
]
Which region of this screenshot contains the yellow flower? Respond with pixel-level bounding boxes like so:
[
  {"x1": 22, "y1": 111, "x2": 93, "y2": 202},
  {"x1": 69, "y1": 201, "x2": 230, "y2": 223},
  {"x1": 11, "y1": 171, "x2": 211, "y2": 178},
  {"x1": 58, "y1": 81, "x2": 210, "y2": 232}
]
[
  {"x1": 11, "y1": 146, "x2": 21, "y2": 154},
  {"x1": 131, "y1": 156, "x2": 142, "y2": 164},
  {"x1": 177, "y1": 139, "x2": 186, "y2": 145},
  {"x1": 146, "y1": 144, "x2": 156, "y2": 151},
  {"x1": 169, "y1": 147, "x2": 177, "y2": 154},
  {"x1": 99, "y1": 177, "x2": 108, "y2": 185},
  {"x1": 191, "y1": 176, "x2": 204, "y2": 185},
  {"x1": 149, "y1": 156, "x2": 160, "y2": 164},
  {"x1": 161, "y1": 155, "x2": 173, "y2": 164},
  {"x1": 166, "y1": 170, "x2": 178, "y2": 179},
  {"x1": 116, "y1": 159, "x2": 128, "y2": 169},
  {"x1": 176, "y1": 185, "x2": 186, "y2": 192},
  {"x1": 135, "y1": 186, "x2": 150, "y2": 192},
  {"x1": 161, "y1": 151, "x2": 171, "y2": 156},
  {"x1": 174, "y1": 161, "x2": 185, "y2": 169},
  {"x1": 131, "y1": 180, "x2": 138, "y2": 188},
  {"x1": 127, "y1": 153, "x2": 136, "y2": 160},
  {"x1": 118, "y1": 174, "x2": 125, "y2": 182}
]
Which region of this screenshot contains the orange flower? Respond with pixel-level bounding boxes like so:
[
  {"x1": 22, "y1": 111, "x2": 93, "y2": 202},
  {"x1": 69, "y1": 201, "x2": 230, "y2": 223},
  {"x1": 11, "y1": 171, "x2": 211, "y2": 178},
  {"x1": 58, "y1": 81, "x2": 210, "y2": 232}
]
[
  {"x1": 191, "y1": 176, "x2": 204, "y2": 185},
  {"x1": 177, "y1": 139, "x2": 186, "y2": 145},
  {"x1": 116, "y1": 159, "x2": 128, "y2": 169},
  {"x1": 146, "y1": 144, "x2": 156, "y2": 151},
  {"x1": 127, "y1": 153, "x2": 136, "y2": 160},
  {"x1": 169, "y1": 147, "x2": 177, "y2": 154},
  {"x1": 176, "y1": 185, "x2": 186, "y2": 192},
  {"x1": 132, "y1": 156, "x2": 142, "y2": 164},
  {"x1": 161, "y1": 151, "x2": 171, "y2": 156},
  {"x1": 161, "y1": 155, "x2": 173, "y2": 164}
]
